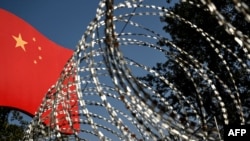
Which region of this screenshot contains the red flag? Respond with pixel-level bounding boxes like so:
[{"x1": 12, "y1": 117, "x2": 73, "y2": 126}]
[
  {"x1": 40, "y1": 69, "x2": 80, "y2": 134},
  {"x1": 0, "y1": 8, "x2": 79, "y2": 133}
]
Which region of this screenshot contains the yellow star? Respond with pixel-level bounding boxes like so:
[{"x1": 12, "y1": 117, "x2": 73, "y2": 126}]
[{"x1": 12, "y1": 33, "x2": 28, "y2": 52}]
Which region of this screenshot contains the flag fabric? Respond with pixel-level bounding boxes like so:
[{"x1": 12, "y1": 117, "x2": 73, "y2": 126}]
[
  {"x1": 0, "y1": 8, "x2": 79, "y2": 133},
  {"x1": 39, "y1": 70, "x2": 80, "y2": 134}
]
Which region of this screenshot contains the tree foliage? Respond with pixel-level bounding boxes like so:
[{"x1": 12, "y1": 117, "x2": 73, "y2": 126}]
[
  {"x1": 0, "y1": 107, "x2": 29, "y2": 140},
  {"x1": 140, "y1": 0, "x2": 250, "y2": 139}
]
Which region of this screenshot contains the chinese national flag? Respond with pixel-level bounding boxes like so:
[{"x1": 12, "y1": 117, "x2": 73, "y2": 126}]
[
  {"x1": 0, "y1": 8, "x2": 79, "y2": 134},
  {"x1": 39, "y1": 71, "x2": 80, "y2": 134}
]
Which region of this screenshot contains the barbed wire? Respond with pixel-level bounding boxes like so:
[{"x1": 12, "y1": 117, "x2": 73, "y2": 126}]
[{"x1": 24, "y1": 0, "x2": 250, "y2": 140}]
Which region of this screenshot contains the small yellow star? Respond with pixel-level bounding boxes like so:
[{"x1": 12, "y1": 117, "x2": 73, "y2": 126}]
[
  {"x1": 38, "y1": 46, "x2": 42, "y2": 51},
  {"x1": 12, "y1": 33, "x2": 28, "y2": 52}
]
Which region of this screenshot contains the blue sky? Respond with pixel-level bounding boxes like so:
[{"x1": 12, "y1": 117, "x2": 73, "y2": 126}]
[
  {"x1": 0, "y1": 0, "x2": 175, "y2": 69},
  {"x1": 0, "y1": 0, "x2": 173, "y2": 48}
]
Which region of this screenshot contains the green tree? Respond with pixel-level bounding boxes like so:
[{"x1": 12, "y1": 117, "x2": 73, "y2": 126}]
[
  {"x1": 0, "y1": 107, "x2": 30, "y2": 140},
  {"x1": 140, "y1": 0, "x2": 249, "y2": 139}
]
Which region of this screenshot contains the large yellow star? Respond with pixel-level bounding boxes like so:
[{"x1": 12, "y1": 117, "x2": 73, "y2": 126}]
[{"x1": 12, "y1": 33, "x2": 28, "y2": 52}]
